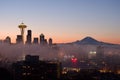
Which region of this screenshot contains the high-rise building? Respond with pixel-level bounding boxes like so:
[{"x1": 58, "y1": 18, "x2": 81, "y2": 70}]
[
  {"x1": 16, "y1": 35, "x2": 22, "y2": 43},
  {"x1": 4, "y1": 36, "x2": 11, "y2": 44},
  {"x1": 33, "y1": 37, "x2": 39, "y2": 44},
  {"x1": 12, "y1": 55, "x2": 62, "y2": 80},
  {"x1": 49, "y1": 38, "x2": 52, "y2": 46},
  {"x1": 44, "y1": 39, "x2": 47, "y2": 44},
  {"x1": 40, "y1": 33, "x2": 45, "y2": 45},
  {"x1": 26, "y1": 30, "x2": 32, "y2": 44},
  {"x1": 40, "y1": 33, "x2": 48, "y2": 45}
]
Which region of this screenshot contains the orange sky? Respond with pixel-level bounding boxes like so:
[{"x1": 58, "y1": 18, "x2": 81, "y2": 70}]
[{"x1": 0, "y1": 33, "x2": 119, "y2": 44}]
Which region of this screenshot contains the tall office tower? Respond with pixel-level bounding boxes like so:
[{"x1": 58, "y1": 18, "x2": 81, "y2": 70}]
[
  {"x1": 16, "y1": 35, "x2": 23, "y2": 43},
  {"x1": 26, "y1": 30, "x2": 32, "y2": 44},
  {"x1": 40, "y1": 33, "x2": 45, "y2": 45},
  {"x1": 44, "y1": 39, "x2": 47, "y2": 44},
  {"x1": 4, "y1": 36, "x2": 11, "y2": 44},
  {"x1": 49, "y1": 38, "x2": 52, "y2": 46},
  {"x1": 33, "y1": 37, "x2": 39, "y2": 44},
  {"x1": 18, "y1": 23, "x2": 27, "y2": 43}
]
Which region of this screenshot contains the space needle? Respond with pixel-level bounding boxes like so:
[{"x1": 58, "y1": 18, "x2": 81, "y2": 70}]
[{"x1": 18, "y1": 22, "x2": 27, "y2": 43}]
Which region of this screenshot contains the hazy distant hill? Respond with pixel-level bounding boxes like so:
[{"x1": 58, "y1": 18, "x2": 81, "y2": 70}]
[{"x1": 72, "y1": 37, "x2": 117, "y2": 46}]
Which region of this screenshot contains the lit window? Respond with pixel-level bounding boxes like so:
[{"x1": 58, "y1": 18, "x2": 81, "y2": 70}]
[{"x1": 22, "y1": 73, "x2": 26, "y2": 76}]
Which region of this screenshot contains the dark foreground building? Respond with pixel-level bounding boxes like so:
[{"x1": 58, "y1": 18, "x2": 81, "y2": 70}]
[{"x1": 12, "y1": 55, "x2": 62, "y2": 80}]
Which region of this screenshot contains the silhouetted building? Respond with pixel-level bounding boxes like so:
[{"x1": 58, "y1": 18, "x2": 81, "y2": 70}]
[
  {"x1": 40, "y1": 33, "x2": 47, "y2": 45},
  {"x1": 12, "y1": 55, "x2": 62, "y2": 80},
  {"x1": 26, "y1": 30, "x2": 32, "y2": 44},
  {"x1": 44, "y1": 39, "x2": 47, "y2": 44},
  {"x1": 40, "y1": 33, "x2": 44, "y2": 45},
  {"x1": 4, "y1": 36, "x2": 11, "y2": 44},
  {"x1": 16, "y1": 35, "x2": 23, "y2": 43},
  {"x1": 0, "y1": 67, "x2": 13, "y2": 80},
  {"x1": 49, "y1": 38, "x2": 52, "y2": 46},
  {"x1": 33, "y1": 37, "x2": 39, "y2": 44}
]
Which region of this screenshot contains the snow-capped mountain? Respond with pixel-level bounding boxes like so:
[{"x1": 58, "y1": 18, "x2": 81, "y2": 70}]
[{"x1": 73, "y1": 37, "x2": 117, "y2": 46}]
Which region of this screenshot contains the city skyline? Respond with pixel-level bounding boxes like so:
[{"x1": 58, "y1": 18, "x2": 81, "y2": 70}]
[{"x1": 0, "y1": 0, "x2": 120, "y2": 44}]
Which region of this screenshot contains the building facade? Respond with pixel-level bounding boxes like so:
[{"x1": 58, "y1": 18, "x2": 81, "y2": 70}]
[
  {"x1": 26, "y1": 30, "x2": 32, "y2": 44},
  {"x1": 33, "y1": 38, "x2": 39, "y2": 44},
  {"x1": 16, "y1": 35, "x2": 23, "y2": 43},
  {"x1": 12, "y1": 55, "x2": 62, "y2": 80},
  {"x1": 48, "y1": 38, "x2": 52, "y2": 46}
]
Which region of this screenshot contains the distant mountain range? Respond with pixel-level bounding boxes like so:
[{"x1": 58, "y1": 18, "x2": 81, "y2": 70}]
[{"x1": 71, "y1": 37, "x2": 118, "y2": 46}]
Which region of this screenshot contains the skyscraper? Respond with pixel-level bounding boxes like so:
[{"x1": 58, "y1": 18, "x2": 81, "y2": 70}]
[
  {"x1": 4, "y1": 36, "x2": 11, "y2": 44},
  {"x1": 40, "y1": 33, "x2": 45, "y2": 45},
  {"x1": 16, "y1": 35, "x2": 22, "y2": 43},
  {"x1": 49, "y1": 38, "x2": 52, "y2": 46},
  {"x1": 33, "y1": 37, "x2": 39, "y2": 44},
  {"x1": 26, "y1": 30, "x2": 32, "y2": 44},
  {"x1": 44, "y1": 39, "x2": 47, "y2": 44}
]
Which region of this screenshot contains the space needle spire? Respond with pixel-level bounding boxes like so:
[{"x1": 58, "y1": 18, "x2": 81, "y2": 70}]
[{"x1": 18, "y1": 22, "x2": 27, "y2": 43}]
